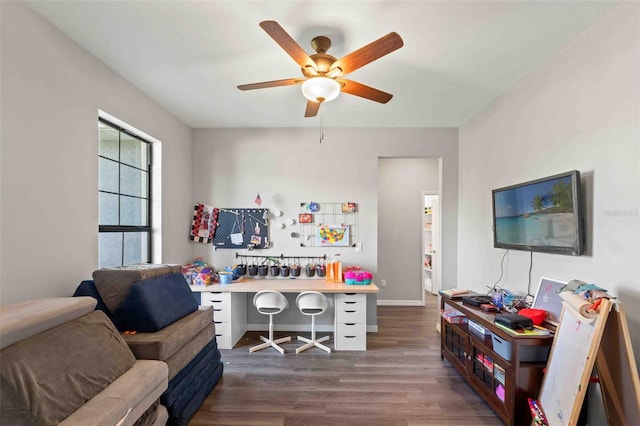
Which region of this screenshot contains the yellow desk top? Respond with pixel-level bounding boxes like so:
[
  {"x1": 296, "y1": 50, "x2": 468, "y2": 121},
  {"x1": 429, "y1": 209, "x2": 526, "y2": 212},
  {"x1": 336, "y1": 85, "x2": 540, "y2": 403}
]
[{"x1": 190, "y1": 278, "x2": 379, "y2": 294}]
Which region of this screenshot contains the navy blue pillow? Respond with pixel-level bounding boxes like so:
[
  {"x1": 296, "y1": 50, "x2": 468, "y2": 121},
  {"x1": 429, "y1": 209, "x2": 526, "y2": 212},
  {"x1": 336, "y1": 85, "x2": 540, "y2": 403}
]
[
  {"x1": 112, "y1": 273, "x2": 198, "y2": 332},
  {"x1": 73, "y1": 280, "x2": 112, "y2": 317}
]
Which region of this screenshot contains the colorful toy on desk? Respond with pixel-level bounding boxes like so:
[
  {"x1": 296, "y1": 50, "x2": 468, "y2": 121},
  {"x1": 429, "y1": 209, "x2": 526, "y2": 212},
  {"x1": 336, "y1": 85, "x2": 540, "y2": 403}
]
[
  {"x1": 183, "y1": 258, "x2": 213, "y2": 285},
  {"x1": 344, "y1": 271, "x2": 373, "y2": 285}
]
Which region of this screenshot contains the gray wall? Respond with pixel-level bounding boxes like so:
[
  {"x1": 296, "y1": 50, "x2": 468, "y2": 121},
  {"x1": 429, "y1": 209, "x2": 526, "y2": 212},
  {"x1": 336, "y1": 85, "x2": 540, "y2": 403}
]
[
  {"x1": 191, "y1": 127, "x2": 458, "y2": 325},
  {"x1": 459, "y1": 3, "x2": 640, "y2": 358},
  {"x1": 378, "y1": 158, "x2": 439, "y2": 303},
  {"x1": 0, "y1": 2, "x2": 194, "y2": 304}
]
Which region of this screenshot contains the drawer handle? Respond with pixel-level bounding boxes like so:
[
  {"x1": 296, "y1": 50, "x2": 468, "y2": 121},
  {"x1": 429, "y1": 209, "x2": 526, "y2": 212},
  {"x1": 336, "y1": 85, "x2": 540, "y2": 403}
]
[
  {"x1": 345, "y1": 323, "x2": 356, "y2": 326},
  {"x1": 345, "y1": 310, "x2": 356, "y2": 313},
  {"x1": 214, "y1": 321, "x2": 222, "y2": 324},
  {"x1": 345, "y1": 293, "x2": 356, "y2": 295},
  {"x1": 345, "y1": 336, "x2": 357, "y2": 339},
  {"x1": 345, "y1": 301, "x2": 356, "y2": 305}
]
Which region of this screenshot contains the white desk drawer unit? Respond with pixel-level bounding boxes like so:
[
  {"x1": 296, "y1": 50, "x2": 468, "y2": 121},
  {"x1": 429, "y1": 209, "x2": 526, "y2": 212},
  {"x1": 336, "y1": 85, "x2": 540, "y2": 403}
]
[
  {"x1": 201, "y1": 291, "x2": 230, "y2": 321},
  {"x1": 199, "y1": 291, "x2": 247, "y2": 349},
  {"x1": 334, "y1": 293, "x2": 367, "y2": 351},
  {"x1": 191, "y1": 280, "x2": 378, "y2": 351}
]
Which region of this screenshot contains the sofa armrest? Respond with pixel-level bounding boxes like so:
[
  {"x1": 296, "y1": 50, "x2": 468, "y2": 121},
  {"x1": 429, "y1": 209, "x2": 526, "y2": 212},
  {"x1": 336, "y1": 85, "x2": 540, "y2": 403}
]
[
  {"x1": 0, "y1": 297, "x2": 96, "y2": 350},
  {"x1": 59, "y1": 360, "x2": 168, "y2": 426}
]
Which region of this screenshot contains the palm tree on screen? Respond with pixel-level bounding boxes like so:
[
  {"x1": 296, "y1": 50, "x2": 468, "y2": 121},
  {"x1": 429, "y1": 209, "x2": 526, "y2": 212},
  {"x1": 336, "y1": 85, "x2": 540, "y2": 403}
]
[
  {"x1": 550, "y1": 181, "x2": 573, "y2": 212},
  {"x1": 531, "y1": 195, "x2": 544, "y2": 213}
]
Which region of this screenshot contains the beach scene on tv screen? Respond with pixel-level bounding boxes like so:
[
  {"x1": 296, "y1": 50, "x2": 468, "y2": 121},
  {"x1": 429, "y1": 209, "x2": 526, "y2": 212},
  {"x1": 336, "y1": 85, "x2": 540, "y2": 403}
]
[{"x1": 495, "y1": 176, "x2": 576, "y2": 247}]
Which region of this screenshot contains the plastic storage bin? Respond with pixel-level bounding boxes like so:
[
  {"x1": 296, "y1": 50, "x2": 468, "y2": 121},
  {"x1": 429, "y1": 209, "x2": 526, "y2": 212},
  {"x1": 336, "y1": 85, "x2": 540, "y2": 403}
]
[
  {"x1": 344, "y1": 271, "x2": 373, "y2": 285},
  {"x1": 491, "y1": 333, "x2": 550, "y2": 362}
]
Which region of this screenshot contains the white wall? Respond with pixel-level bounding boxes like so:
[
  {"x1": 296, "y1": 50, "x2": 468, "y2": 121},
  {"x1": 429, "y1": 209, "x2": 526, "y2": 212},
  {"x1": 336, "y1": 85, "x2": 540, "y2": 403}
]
[
  {"x1": 459, "y1": 2, "x2": 640, "y2": 355},
  {"x1": 191, "y1": 127, "x2": 458, "y2": 324},
  {"x1": 0, "y1": 2, "x2": 193, "y2": 305}
]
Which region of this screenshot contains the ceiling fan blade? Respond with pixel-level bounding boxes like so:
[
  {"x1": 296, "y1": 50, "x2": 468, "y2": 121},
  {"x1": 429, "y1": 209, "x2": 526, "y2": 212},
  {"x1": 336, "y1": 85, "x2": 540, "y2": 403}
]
[
  {"x1": 237, "y1": 78, "x2": 302, "y2": 91},
  {"x1": 338, "y1": 79, "x2": 393, "y2": 104},
  {"x1": 259, "y1": 21, "x2": 317, "y2": 70},
  {"x1": 305, "y1": 100, "x2": 321, "y2": 117},
  {"x1": 331, "y1": 32, "x2": 403, "y2": 76}
]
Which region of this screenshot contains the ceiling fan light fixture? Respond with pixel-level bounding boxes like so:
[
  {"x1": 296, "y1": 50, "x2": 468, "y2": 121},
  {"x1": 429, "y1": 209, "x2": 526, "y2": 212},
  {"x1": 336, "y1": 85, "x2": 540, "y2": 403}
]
[{"x1": 301, "y1": 77, "x2": 340, "y2": 103}]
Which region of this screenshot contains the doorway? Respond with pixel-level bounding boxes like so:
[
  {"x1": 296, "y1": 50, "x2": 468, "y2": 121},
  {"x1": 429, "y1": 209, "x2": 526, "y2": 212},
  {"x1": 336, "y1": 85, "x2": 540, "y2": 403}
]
[{"x1": 423, "y1": 192, "x2": 440, "y2": 300}]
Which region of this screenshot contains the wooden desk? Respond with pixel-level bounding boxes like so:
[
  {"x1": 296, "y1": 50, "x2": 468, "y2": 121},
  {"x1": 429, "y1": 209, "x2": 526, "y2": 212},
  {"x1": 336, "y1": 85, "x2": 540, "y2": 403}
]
[{"x1": 191, "y1": 279, "x2": 379, "y2": 351}]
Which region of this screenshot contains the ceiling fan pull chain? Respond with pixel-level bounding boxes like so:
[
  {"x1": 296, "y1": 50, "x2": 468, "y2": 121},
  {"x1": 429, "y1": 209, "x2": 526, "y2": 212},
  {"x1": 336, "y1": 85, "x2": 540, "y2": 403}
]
[{"x1": 319, "y1": 114, "x2": 324, "y2": 144}]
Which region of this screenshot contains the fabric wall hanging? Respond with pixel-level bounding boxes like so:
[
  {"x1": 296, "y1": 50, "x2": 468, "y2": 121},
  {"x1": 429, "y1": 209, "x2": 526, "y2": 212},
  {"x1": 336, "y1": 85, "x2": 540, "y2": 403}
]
[{"x1": 190, "y1": 203, "x2": 219, "y2": 243}]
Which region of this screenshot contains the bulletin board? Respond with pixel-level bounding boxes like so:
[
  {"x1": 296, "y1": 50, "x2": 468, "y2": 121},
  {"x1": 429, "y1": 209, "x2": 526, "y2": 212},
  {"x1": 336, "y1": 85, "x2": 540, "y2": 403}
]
[{"x1": 211, "y1": 208, "x2": 269, "y2": 249}]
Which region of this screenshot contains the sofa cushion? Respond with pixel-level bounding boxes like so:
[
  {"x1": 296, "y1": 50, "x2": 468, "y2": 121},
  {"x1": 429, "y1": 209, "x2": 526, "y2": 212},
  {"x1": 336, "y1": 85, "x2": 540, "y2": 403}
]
[
  {"x1": 123, "y1": 308, "x2": 212, "y2": 374},
  {"x1": 0, "y1": 310, "x2": 136, "y2": 426},
  {"x1": 73, "y1": 280, "x2": 112, "y2": 316},
  {"x1": 112, "y1": 273, "x2": 198, "y2": 333},
  {"x1": 162, "y1": 323, "x2": 215, "y2": 379},
  {"x1": 162, "y1": 338, "x2": 220, "y2": 409},
  {"x1": 0, "y1": 297, "x2": 97, "y2": 350},
  {"x1": 92, "y1": 263, "x2": 181, "y2": 313},
  {"x1": 166, "y1": 360, "x2": 223, "y2": 426}
]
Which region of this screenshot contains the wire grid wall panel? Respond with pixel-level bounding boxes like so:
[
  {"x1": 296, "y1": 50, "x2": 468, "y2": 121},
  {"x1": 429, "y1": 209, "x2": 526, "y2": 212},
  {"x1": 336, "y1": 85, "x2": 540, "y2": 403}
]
[{"x1": 299, "y1": 202, "x2": 358, "y2": 247}]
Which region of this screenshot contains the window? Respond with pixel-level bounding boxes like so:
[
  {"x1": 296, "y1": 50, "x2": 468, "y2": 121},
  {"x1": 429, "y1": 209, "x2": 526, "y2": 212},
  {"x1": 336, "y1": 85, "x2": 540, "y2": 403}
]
[{"x1": 98, "y1": 119, "x2": 152, "y2": 267}]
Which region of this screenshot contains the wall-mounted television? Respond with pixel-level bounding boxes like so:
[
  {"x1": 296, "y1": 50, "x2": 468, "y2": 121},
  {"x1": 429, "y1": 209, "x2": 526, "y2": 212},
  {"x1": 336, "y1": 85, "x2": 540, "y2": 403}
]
[{"x1": 492, "y1": 170, "x2": 584, "y2": 256}]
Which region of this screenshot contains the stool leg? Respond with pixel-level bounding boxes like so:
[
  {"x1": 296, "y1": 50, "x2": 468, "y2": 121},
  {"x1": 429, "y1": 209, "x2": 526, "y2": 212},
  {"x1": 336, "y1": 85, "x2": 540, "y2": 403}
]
[
  {"x1": 250, "y1": 314, "x2": 291, "y2": 354},
  {"x1": 313, "y1": 337, "x2": 331, "y2": 354},
  {"x1": 296, "y1": 315, "x2": 331, "y2": 354}
]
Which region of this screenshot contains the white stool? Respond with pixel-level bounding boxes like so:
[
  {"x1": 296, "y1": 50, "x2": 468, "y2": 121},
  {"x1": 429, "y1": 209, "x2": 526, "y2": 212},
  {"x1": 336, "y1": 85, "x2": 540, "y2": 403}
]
[
  {"x1": 250, "y1": 291, "x2": 291, "y2": 354},
  {"x1": 295, "y1": 291, "x2": 331, "y2": 354}
]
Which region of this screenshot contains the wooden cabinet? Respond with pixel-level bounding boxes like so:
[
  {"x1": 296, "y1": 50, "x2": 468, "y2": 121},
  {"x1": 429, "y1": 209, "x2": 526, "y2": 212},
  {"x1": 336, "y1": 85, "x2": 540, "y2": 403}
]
[{"x1": 441, "y1": 298, "x2": 553, "y2": 426}]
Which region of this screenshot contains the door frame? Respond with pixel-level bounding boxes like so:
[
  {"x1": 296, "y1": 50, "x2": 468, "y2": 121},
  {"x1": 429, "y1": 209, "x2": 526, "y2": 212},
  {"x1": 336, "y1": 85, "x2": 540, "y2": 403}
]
[{"x1": 422, "y1": 191, "x2": 441, "y2": 306}]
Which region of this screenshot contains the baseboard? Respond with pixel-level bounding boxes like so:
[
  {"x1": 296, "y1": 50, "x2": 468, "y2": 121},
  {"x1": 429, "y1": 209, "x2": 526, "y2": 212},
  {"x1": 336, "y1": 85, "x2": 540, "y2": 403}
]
[
  {"x1": 247, "y1": 323, "x2": 333, "y2": 333},
  {"x1": 376, "y1": 299, "x2": 424, "y2": 306},
  {"x1": 247, "y1": 324, "x2": 379, "y2": 333}
]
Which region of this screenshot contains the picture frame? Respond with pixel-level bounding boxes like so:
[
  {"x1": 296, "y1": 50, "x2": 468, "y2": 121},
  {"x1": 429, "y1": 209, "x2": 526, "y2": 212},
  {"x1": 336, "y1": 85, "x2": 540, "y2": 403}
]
[
  {"x1": 299, "y1": 213, "x2": 312, "y2": 223},
  {"x1": 341, "y1": 202, "x2": 357, "y2": 213}
]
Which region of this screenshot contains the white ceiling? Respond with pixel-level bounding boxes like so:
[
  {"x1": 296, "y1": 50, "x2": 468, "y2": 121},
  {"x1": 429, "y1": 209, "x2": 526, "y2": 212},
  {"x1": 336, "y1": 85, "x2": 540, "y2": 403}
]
[{"x1": 26, "y1": 1, "x2": 617, "y2": 128}]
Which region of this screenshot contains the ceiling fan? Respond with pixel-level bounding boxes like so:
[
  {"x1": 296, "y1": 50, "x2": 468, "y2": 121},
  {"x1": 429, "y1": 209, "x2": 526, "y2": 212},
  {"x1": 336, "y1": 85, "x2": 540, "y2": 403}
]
[{"x1": 237, "y1": 21, "x2": 404, "y2": 117}]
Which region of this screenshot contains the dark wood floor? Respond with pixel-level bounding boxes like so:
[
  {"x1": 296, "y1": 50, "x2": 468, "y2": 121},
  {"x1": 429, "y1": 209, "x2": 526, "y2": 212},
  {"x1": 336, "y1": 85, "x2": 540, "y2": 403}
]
[{"x1": 191, "y1": 294, "x2": 502, "y2": 425}]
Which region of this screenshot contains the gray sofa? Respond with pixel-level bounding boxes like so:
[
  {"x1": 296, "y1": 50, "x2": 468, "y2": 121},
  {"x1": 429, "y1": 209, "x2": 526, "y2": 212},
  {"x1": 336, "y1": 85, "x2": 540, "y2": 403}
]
[
  {"x1": 75, "y1": 263, "x2": 223, "y2": 426},
  {"x1": 0, "y1": 297, "x2": 168, "y2": 426}
]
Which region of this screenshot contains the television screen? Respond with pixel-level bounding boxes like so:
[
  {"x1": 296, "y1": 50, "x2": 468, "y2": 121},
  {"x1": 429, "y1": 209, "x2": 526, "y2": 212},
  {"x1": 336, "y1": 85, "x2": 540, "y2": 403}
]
[{"x1": 492, "y1": 170, "x2": 584, "y2": 255}]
